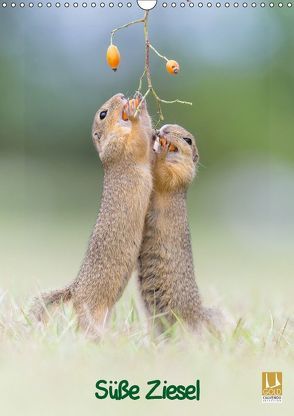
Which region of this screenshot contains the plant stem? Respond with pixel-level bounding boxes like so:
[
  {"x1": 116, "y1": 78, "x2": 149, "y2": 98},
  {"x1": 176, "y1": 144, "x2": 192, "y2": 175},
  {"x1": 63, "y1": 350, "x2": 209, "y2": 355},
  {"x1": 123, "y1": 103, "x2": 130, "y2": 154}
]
[
  {"x1": 152, "y1": 88, "x2": 192, "y2": 105},
  {"x1": 137, "y1": 68, "x2": 146, "y2": 92},
  {"x1": 144, "y1": 12, "x2": 152, "y2": 90},
  {"x1": 110, "y1": 18, "x2": 145, "y2": 44},
  {"x1": 149, "y1": 44, "x2": 169, "y2": 62}
]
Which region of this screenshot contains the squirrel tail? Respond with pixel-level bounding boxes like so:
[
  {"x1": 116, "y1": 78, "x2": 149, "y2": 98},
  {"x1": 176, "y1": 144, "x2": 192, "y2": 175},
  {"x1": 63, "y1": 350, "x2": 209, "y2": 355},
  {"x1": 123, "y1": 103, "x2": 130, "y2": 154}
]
[{"x1": 30, "y1": 285, "x2": 72, "y2": 322}]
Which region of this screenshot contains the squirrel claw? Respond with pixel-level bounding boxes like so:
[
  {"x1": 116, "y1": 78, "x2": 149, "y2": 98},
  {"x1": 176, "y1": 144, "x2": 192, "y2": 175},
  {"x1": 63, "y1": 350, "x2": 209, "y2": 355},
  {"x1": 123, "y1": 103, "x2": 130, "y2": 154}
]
[
  {"x1": 124, "y1": 98, "x2": 140, "y2": 120},
  {"x1": 122, "y1": 92, "x2": 146, "y2": 121},
  {"x1": 134, "y1": 91, "x2": 142, "y2": 101},
  {"x1": 134, "y1": 91, "x2": 146, "y2": 110}
]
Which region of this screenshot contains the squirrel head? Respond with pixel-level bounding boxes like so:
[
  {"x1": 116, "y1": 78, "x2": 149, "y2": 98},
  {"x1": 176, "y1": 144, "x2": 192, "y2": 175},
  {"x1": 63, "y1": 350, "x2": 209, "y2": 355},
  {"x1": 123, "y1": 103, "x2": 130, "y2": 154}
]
[
  {"x1": 92, "y1": 93, "x2": 129, "y2": 166},
  {"x1": 92, "y1": 93, "x2": 152, "y2": 167},
  {"x1": 153, "y1": 124, "x2": 199, "y2": 192}
]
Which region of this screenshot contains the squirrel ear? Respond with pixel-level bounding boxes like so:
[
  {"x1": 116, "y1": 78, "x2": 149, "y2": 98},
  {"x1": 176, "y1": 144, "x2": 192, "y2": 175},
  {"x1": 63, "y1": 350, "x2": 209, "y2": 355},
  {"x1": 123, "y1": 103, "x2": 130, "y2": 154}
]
[{"x1": 93, "y1": 131, "x2": 101, "y2": 141}]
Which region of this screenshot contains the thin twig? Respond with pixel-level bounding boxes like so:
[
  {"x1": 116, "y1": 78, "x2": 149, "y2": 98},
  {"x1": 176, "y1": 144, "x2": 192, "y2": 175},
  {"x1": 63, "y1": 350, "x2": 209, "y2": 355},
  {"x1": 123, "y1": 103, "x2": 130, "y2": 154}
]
[
  {"x1": 155, "y1": 98, "x2": 164, "y2": 123},
  {"x1": 152, "y1": 87, "x2": 192, "y2": 105},
  {"x1": 138, "y1": 68, "x2": 146, "y2": 92},
  {"x1": 110, "y1": 18, "x2": 145, "y2": 44},
  {"x1": 135, "y1": 88, "x2": 151, "y2": 115},
  {"x1": 144, "y1": 12, "x2": 152, "y2": 89},
  {"x1": 149, "y1": 44, "x2": 169, "y2": 62}
]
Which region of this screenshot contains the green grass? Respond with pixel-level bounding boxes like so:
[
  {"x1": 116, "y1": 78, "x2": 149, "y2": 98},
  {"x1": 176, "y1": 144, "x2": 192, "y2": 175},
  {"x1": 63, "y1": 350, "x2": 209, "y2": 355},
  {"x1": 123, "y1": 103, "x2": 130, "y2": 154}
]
[{"x1": 1, "y1": 287, "x2": 293, "y2": 356}]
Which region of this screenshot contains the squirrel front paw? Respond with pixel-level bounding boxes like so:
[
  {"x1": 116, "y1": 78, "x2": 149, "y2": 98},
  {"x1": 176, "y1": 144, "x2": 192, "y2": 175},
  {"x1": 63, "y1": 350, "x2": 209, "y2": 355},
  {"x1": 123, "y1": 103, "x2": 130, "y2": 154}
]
[{"x1": 122, "y1": 92, "x2": 145, "y2": 122}]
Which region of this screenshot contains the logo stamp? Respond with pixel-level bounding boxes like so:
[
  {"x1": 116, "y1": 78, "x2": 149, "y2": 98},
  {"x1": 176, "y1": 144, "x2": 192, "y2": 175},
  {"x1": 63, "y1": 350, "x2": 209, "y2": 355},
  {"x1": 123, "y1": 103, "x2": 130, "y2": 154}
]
[{"x1": 262, "y1": 372, "x2": 282, "y2": 403}]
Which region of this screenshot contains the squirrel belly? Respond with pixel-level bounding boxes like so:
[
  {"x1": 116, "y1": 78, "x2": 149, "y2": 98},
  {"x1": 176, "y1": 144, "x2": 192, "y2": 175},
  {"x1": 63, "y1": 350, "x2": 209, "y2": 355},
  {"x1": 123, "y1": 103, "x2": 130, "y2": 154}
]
[
  {"x1": 139, "y1": 189, "x2": 203, "y2": 332},
  {"x1": 72, "y1": 162, "x2": 152, "y2": 320}
]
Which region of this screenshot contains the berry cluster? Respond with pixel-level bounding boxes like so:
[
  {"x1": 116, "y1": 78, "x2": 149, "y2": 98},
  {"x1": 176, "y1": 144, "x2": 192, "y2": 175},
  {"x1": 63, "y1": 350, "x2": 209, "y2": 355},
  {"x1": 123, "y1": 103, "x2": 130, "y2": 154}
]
[{"x1": 105, "y1": 10, "x2": 191, "y2": 122}]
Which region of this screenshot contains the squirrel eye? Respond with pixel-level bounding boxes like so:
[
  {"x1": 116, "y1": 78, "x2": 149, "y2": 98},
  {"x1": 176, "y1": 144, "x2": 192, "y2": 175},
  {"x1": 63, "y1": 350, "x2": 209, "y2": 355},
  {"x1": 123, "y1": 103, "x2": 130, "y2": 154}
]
[
  {"x1": 99, "y1": 110, "x2": 108, "y2": 120},
  {"x1": 183, "y1": 137, "x2": 192, "y2": 146}
]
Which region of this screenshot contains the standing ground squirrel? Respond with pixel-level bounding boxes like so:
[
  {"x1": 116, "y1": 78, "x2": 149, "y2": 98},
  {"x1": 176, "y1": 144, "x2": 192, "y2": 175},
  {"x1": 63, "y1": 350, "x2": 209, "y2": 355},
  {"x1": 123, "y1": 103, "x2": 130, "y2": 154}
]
[
  {"x1": 138, "y1": 124, "x2": 216, "y2": 333},
  {"x1": 31, "y1": 93, "x2": 153, "y2": 336}
]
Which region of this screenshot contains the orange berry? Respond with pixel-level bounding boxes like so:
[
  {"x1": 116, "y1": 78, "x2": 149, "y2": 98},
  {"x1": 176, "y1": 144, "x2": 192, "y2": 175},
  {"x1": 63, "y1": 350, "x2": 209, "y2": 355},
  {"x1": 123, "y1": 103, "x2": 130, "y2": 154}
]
[
  {"x1": 106, "y1": 44, "x2": 120, "y2": 71},
  {"x1": 166, "y1": 60, "x2": 180, "y2": 75}
]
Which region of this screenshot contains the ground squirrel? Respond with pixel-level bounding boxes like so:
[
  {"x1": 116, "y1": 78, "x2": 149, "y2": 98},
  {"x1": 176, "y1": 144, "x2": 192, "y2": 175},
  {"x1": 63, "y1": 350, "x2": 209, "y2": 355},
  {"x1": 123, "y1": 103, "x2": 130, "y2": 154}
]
[
  {"x1": 138, "y1": 124, "x2": 215, "y2": 333},
  {"x1": 31, "y1": 93, "x2": 153, "y2": 336}
]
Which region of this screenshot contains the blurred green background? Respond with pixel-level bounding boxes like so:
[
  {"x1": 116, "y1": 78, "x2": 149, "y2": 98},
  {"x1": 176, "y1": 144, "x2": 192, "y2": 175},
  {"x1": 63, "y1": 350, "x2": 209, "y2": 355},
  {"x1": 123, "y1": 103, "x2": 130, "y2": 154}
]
[
  {"x1": 0, "y1": 5, "x2": 293, "y2": 305},
  {"x1": 0, "y1": 5, "x2": 294, "y2": 416}
]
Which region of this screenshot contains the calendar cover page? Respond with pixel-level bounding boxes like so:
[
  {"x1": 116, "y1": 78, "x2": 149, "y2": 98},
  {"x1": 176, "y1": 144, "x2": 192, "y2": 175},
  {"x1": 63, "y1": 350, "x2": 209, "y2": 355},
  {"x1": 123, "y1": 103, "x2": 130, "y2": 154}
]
[{"x1": 0, "y1": 1, "x2": 293, "y2": 415}]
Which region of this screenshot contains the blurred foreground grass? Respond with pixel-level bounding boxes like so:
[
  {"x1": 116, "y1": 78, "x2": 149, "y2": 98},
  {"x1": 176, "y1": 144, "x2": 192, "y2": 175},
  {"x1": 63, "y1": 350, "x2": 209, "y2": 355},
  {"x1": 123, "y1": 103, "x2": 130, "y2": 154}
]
[{"x1": 0, "y1": 288, "x2": 293, "y2": 416}]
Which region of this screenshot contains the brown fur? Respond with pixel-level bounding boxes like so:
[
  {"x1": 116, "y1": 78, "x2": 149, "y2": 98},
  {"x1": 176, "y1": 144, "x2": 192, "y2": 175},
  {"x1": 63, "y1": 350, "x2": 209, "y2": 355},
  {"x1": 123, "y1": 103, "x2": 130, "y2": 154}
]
[
  {"x1": 138, "y1": 124, "x2": 212, "y2": 333},
  {"x1": 31, "y1": 93, "x2": 153, "y2": 337}
]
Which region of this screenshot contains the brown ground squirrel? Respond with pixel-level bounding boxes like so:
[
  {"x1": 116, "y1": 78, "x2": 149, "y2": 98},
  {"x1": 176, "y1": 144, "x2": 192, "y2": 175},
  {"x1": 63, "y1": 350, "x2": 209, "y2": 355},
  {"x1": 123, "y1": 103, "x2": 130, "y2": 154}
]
[
  {"x1": 31, "y1": 93, "x2": 153, "y2": 337},
  {"x1": 138, "y1": 124, "x2": 215, "y2": 333}
]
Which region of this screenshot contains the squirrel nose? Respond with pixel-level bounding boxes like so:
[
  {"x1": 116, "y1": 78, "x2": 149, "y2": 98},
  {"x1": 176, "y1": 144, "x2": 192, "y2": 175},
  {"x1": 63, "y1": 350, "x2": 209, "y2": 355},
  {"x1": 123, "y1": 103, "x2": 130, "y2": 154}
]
[{"x1": 159, "y1": 125, "x2": 170, "y2": 136}]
